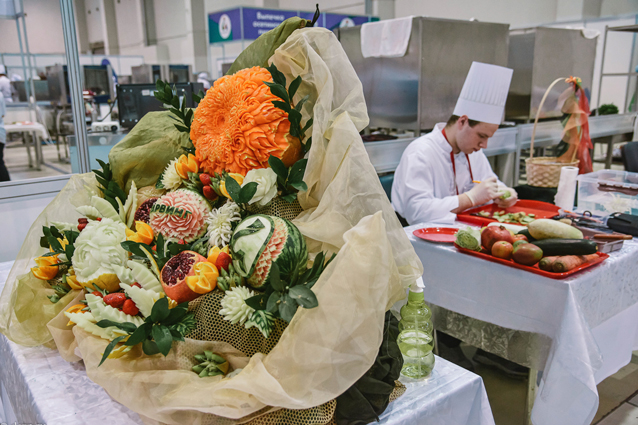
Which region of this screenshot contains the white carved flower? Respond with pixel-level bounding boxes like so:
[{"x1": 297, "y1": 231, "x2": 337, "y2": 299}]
[
  {"x1": 161, "y1": 158, "x2": 182, "y2": 191},
  {"x1": 242, "y1": 168, "x2": 278, "y2": 207},
  {"x1": 71, "y1": 218, "x2": 128, "y2": 283},
  {"x1": 206, "y1": 201, "x2": 241, "y2": 248},
  {"x1": 219, "y1": 286, "x2": 255, "y2": 325}
]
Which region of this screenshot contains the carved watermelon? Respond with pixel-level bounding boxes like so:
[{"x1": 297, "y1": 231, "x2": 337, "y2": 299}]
[{"x1": 229, "y1": 214, "x2": 308, "y2": 289}]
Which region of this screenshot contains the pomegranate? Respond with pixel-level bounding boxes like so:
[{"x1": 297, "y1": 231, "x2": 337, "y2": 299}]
[
  {"x1": 134, "y1": 198, "x2": 158, "y2": 223},
  {"x1": 491, "y1": 241, "x2": 513, "y2": 260},
  {"x1": 160, "y1": 250, "x2": 207, "y2": 303},
  {"x1": 481, "y1": 226, "x2": 514, "y2": 252}
]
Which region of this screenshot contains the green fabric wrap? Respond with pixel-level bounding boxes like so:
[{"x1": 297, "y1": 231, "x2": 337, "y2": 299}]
[
  {"x1": 334, "y1": 311, "x2": 404, "y2": 425},
  {"x1": 227, "y1": 17, "x2": 309, "y2": 75},
  {"x1": 108, "y1": 111, "x2": 191, "y2": 192}
]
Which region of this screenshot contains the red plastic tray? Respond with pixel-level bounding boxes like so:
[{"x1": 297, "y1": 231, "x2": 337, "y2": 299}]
[
  {"x1": 453, "y1": 243, "x2": 609, "y2": 279},
  {"x1": 413, "y1": 227, "x2": 458, "y2": 243},
  {"x1": 456, "y1": 200, "x2": 561, "y2": 227}
]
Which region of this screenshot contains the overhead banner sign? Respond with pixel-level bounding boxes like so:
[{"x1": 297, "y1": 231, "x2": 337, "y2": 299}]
[{"x1": 209, "y1": 7, "x2": 378, "y2": 44}]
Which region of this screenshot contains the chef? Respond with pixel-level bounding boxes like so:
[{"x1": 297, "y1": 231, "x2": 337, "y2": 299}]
[{"x1": 392, "y1": 62, "x2": 518, "y2": 224}]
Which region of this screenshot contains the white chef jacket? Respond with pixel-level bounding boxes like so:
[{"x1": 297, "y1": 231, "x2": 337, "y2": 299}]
[
  {"x1": 0, "y1": 76, "x2": 11, "y2": 103},
  {"x1": 392, "y1": 123, "x2": 502, "y2": 225}
]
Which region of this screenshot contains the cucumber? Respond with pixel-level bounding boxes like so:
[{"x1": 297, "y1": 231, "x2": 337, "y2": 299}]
[
  {"x1": 530, "y1": 239, "x2": 598, "y2": 256},
  {"x1": 528, "y1": 219, "x2": 583, "y2": 240},
  {"x1": 517, "y1": 228, "x2": 536, "y2": 242}
]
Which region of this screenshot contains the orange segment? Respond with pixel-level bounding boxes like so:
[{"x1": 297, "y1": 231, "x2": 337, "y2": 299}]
[
  {"x1": 175, "y1": 154, "x2": 200, "y2": 179},
  {"x1": 186, "y1": 262, "x2": 219, "y2": 294}
]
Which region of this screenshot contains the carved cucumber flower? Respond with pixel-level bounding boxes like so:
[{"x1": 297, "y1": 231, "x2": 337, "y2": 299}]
[
  {"x1": 206, "y1": 201, "x2": 241, "y2": 248},
  {"x1": 219, "y1": 286, "x2": 255, "y2": 325}
]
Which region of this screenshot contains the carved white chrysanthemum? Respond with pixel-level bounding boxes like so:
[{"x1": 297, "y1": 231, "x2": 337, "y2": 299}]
[
  {"x1": 161, "y1": 158, "x2": 182, "y2": 191},
  {"x1": 206, "y1": 201, "x2": 241, "y2": 248},
  {"x1": 219, "y1": 286, "x2": 255, "y2": 325}
]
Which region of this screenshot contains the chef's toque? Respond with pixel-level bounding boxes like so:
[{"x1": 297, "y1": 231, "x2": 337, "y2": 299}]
[{"x1": 453, "y1": 62, "x2": 513, "y2": 125}]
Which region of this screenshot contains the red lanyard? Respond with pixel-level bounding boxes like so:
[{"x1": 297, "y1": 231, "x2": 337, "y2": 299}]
[{"x1": 442, "y1": 128, "x2": 474, "y2": 195}]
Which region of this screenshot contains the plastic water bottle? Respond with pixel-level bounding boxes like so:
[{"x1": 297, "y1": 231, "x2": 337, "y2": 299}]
[{"x1": 397, "y1": 283, "x2": 435, "y2": 378}]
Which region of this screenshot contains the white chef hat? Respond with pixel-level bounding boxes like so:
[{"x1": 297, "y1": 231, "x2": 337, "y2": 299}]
[
  {"x1": 453, "y1": 62, "x2": 513, "y2": 125},
  {"x1": 0, "y1": 65, "x2": 6, "y2": 75}
]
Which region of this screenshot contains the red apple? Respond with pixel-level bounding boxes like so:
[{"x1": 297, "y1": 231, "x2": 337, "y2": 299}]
[{"x1": 492, "y1": 241, "x2": 514, "y2": 260}]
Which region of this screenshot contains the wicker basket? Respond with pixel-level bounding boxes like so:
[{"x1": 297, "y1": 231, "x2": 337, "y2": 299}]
[{"x1": 525, "y1": 77, "x2": 579, "y2": 188}]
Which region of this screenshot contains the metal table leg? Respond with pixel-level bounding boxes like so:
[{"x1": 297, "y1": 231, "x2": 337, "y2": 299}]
[
  {"x1": 605, "y1": 137, "x2": 614, "y2": 169},
  {"x1": 32, "y1": 131, "x2": 42, "y2": 171}
]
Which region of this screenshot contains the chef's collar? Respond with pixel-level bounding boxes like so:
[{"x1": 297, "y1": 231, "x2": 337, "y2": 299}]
[{"x1": 432, "y1": 123, "x2": 454, "y2": 155}]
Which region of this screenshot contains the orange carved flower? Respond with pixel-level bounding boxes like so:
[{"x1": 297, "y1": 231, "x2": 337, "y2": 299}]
[
  {"x1": 175, "y1": 154, "x2": 199, "y2": 179},
  {"x1": 190, "y1": 66, "x2": 301, "y2": 176},
  {"x1": 31, "y1": 255, "x2": 60, "y2": 280},
  {"x1": 126, "y1": 221, "x2": 155, "y2": 245},
  {"x1": 186, "y1": 262, "x2": 219, "y2": 294}
]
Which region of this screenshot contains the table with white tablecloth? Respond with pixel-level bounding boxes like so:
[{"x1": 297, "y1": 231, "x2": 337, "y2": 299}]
[
  {"x1": 406, "y1": 222, "x2": 638, "y2": 425},
  {"x1": 0, "y1": 260, "x2": 495, "y2": 425}
]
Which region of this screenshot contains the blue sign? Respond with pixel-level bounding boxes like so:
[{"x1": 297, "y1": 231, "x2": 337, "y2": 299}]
[
  {"x1": 209, "y1": 8, "x2": 242, "y2": 43},
  {"x1": 208, "y1": 7, "x2": 378, "y2": 44},
  {"x1": 242, "y1": 7, "x2": 298, "y2": 39}
]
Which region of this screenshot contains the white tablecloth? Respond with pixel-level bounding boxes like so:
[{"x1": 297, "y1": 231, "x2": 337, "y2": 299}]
[
  {"x1": 406, "y1": 222, "x2": 638, "y2": 425},
  {"x1": 0, "y1": 260, "x2": 495, "y2": 425}
]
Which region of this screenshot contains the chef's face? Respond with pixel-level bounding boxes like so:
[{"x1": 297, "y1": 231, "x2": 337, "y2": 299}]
[{"x1": 455, "y1": 116, "x2": 499, "y2": 154}]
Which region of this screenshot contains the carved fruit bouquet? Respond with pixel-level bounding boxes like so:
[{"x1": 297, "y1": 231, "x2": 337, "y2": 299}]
[{"x1": 33, "y1": 63, "x2": 327, "y2": 367}]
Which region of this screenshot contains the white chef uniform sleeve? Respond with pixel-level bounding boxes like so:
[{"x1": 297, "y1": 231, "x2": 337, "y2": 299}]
[{"x1": 393, "y1": 154, "x2": 459, "y2": 225}]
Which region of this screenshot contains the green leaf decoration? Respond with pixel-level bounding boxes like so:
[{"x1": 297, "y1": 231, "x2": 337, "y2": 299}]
[
  {"x1": 266, "y1": 291, "x2": 280, "y2": 313},
  {"x1": 142, "y1": 339, "x2": 160, "y2": 356},
  {"x1": 167, "y1": 240, "x2": 193, "y2": 257},
  {"x1": 289, "y1": 181, "x2": 308, "y2": 192},
  {"x1": 303, "y1": 137, "x2": 312, "y2": 155},
  {"x1": 272, "y1": 100, "x2": 291, "y2": 113},
  {"x1": 288, "y1": 76, "x2": 302, "y2": 99},
  {"x1": 289, "y1": 285, "x2": 318, "y2": 309},
  {"x1": 162, "y1": 302, "x2": 189, "y2": 326},
  {"x1": 155, "y1": 233, "x2": 165, "y2": 259},
  {"x1": 168, "y1": 312, "x2": 197, "y2": 336},
  {"x1": 266, "y1": 64, "x2": 287, "y2": 88},
  {"x1": 99, "y1": 335, "x2": 128, "y2": 366},
  {"x1": 278, "y1": 294, "x2": 298, "y2": 323},
  {"x1": 268, "y1": 155, "x2": 289, "y2": 181},
  {"x1": 95, "y1": 320, "x2": 138, "y2": 334},
  {"x1": 281, "y1": 193, "x2": 297, "y2": 203},
  {"x1": 269, "y1": 263, "x2": 285, "y2": 293},
  {"x1": 245, "y1": 293, "x2": 268, "y2": 311},
  {"x1": 238, "y1": 182, "x2": 258, "y2": 205},
  {"x1": 245, "y1": 310, "x2": 276, "y2": 339},
  {"x1": 120, "y1": 241, "x2": 155, "y2": 258},
  {"x1": 152, "y1": 324, "x2": 173, "y2": 356},
  {"x1": 224, "y1": 175, "x2": 242, "y2": 203},
  {"x1": 150, "y1": 297, "x2": 171, "y2": 323},
  {"x1": 264, "y1": 81, "x2": 290, "y2": 103},
  {"x1": 288, "y1": 158, "x2": 308, "y2": 185},
  {"x1": 125, "y1": 323, "x2": 152, "y2": 346}
]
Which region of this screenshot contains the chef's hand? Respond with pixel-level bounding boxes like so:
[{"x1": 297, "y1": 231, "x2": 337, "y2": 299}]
[
  {"x1": 465, "y1": 177, "x2": 501, "y2": 206},
  {"x1": 495, "y1": 186, "x2": 518, "y2": 208}
]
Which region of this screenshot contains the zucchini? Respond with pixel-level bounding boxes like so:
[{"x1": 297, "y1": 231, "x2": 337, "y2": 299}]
[
  {"x1": 528, "y1": 219, "x2": 583, "y2": 240},
  {"x1": 530, "y1": 239, "x2": 598, "y2": 256},
  {"x1": 517, "y1": 228, "x2": 536, "y2": 242}
]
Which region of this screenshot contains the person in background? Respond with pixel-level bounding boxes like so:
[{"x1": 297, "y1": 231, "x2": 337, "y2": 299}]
[
  {"x1": 197, "y1": 72, "x2": 212, "y2": 90},
  {"x1": 392, "y1": 62, "x2": 518, "y2": 225},
  {"x1": 0, "y1": 65, "x2": 13, "y2": 103},
  {"x1": 0, "y1": 95, "x2": 10, "y2": 181}
]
